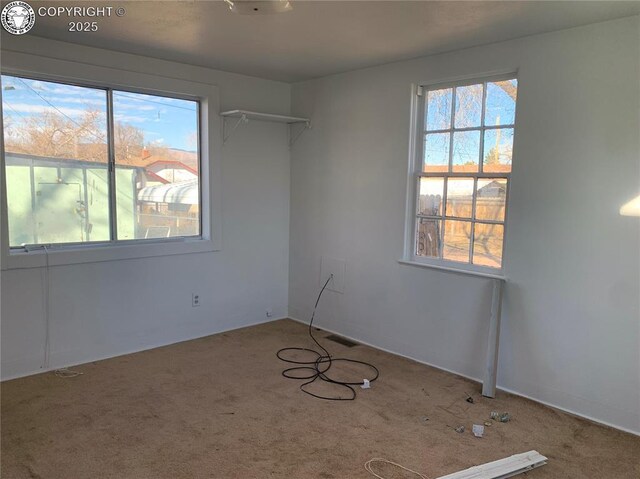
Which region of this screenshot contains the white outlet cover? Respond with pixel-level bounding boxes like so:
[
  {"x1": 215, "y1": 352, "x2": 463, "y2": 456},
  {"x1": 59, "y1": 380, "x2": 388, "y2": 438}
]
[{"x1": 320, "y1": 256, "x2": 346, "y2": 293}]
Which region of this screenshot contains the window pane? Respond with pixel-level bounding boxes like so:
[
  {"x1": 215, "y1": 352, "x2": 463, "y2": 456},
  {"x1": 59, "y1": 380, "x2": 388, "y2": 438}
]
[
  {"x1": 446, "y1": 178, "x2": 474, "y2": 219},
  {"x1": 473, "y1": 223, "x2": 504, "y2": 268},
  {"x1": 416, "y1": 218, "x2": 441, "y2": 258},
  {"x1": 1, "y1": 75, "x2": 109, "y2": 246},
  {"x1": 423, "y1": 133, "x2": 450, "y2": 173},
  {"x1": 485, "y1": 79, "x2": 517, "y2": 126},
  {"x1": 483, "y1": 128, "x2": 513, "y2": 173},
  {"x1": 476, "y1": 178, "x2": 507, "y2": 222},
  {"x1": 452, "y1": 130, "x2": 480, "y2": 172},
  {"x1": 443, "y1": 220, "x2": 471, "y2": 263},
  {"x1": 454, "y1": 84, "x2": 483, "y2": 128},
  {"x1": 112, "y1": 91, "x2": 200, "y2": 240},
  {"x1": 425, "y1": 88, "x2": 452, "y2": 131},
  {"x1": 418, "y1": 177, "x2": 444, "y2": 216}
]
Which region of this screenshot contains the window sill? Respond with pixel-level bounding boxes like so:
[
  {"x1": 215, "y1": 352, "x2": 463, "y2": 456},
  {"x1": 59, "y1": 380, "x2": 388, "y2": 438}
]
[
  {"x1": 398, "y1": 259, "x2": 506, "y2": 280},
  {"x1": 2, "y1": 238, "x2": 218, "y2": 270}
]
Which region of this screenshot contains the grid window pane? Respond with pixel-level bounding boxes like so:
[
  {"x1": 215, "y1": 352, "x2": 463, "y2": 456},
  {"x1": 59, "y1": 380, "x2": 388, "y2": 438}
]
[
  {"x1": 476, "y1": 179, "x2": 507, "y2": 222},
  {"x1": 113, "y1": 91, "x2": 200, "y2": 240},
  {"x1": 452, "y1": 130, "x2": 480, "y2": 172},
  {"x1": 416, "y1": 218, "x2": 442, "y2": 258},
  {"x1": 454, "y1": 84, "x2": 483, "y2": 128},
  {"x1": 485, "y1": 80, "x2": 517, "y2": 126},
  {"x1": 415, "y1": 78, "x2": 516, "y2": 270},
  {"x1": 443, "y1": 220, "x2": 471, "y2": 263},
  {"x1": 1, "y1": 75, "x2": 110, "y2": 246},
  {"x1": 446, "y1": 178, "x2": 474, "y2": 219},
  {"x1": 483, "y1": 128, "x2": 513, "y2": 173},
  {"x1": 473, "y1": 223, "x2": 504, "y2": 268},
  {"x1": 418, "y1": 177, "x2": 444, "y2": 216},
  {"x1": 423, "y1": 132, "x2": 450, "y2": 172},
  {"x1": 425, "y1": 88, "x2": 452, "y2": 131}
]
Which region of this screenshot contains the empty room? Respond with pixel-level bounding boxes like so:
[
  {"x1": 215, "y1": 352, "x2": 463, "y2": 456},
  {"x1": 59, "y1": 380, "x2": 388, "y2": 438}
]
[{"x1": 1, "y1": 1, "x2": 639, "y2": 478}]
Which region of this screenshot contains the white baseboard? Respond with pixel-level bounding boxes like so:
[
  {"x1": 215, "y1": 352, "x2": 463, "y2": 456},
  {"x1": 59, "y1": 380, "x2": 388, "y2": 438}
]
[
  {"x1": 1, "y1": 315, "x2": 287, "y2": 382},
  {"x1": 286, "y1": 316, "x2": 640, "y2": 437}
]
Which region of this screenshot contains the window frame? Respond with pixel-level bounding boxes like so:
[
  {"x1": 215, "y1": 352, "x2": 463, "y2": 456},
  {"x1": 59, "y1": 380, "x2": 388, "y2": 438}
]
[
  {"x1": 402, "y1": 73, "x2": 518, "y2": 278},
  {"x1": 0, "y1": 52, "x2": 221, "y2": 270}
]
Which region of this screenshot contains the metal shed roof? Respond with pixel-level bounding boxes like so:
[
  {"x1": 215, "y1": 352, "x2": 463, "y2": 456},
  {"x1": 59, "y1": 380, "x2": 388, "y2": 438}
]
[{"x1": 137, "y1": 179, "x2": 199, "y2": 205}]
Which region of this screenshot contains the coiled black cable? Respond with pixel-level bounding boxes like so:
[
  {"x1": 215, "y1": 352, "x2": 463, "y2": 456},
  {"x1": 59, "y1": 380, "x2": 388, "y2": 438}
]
[{"x1": 277, "y1": 275, "x2": 380, "y2": 400}]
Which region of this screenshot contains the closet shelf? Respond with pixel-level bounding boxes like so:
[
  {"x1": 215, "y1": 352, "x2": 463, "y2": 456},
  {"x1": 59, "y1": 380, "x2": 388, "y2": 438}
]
[
  {"x1": 221, "y1": 110, "x2": 310, "y2": 124},
  {"x1": 221, "y1": 110, "x2": 311, "y2": 147}
]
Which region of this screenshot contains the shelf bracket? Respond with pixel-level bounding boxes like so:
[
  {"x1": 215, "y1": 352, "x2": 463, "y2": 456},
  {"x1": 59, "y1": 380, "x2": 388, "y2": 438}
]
[
  {"x1": 223, "y1": 113, "x2": 249, "y2": 144},
  {"x1": 289, "y1": 120, "x2": 311, "y2": 148}
]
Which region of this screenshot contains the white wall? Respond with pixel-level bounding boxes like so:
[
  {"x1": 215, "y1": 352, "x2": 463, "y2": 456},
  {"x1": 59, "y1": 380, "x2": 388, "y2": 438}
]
[
  {"x1": 289, "y1": 17, "x2": 640, "y2": 434},
  {"x1": 0, "y1": 35, "x2": 292, "y2": 379}
]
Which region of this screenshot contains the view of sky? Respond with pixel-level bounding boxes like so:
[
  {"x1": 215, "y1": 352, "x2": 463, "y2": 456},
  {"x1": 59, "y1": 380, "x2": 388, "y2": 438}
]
[
  {"x1": 423, "y1": 79, "x2": 517, "y2": 174},
  {"x1": 1, "y1": 75, "x2": 198, "y2": 152}
]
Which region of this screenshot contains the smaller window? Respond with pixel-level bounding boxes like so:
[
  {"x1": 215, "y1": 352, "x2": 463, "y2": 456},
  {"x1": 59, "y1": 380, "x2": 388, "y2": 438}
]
[{"x1": 412, "y1": 76, "x2": 517, "y2": 272}]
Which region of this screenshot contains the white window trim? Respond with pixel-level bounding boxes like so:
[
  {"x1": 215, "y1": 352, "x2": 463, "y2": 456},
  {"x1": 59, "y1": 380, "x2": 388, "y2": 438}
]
[
  {"x1": 0, "y1": 51, "x2": 222, "y2": 270},
  {"x1": 400, "y1": 72, "x2": 518, "y2": 280}
]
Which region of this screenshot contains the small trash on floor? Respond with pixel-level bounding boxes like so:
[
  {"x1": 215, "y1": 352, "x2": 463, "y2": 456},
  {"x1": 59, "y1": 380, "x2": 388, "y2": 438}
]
[
  {"x1": 361, "y1": 379, "x2": 371, "y2": 389},
  {"x1": 472, "y1": 424, "x2": 485, "y2": 437},
  {"x1": 454, "y1": 425, "x2": 465, "y2": 433},
  {"x1": 420, "y1": 416, "x2": 429, "y2": 424},
  {"x1": 484, "y1": 421, "x2": 492, "y2": 427},
  {"x1": 490, "y1": 411, "x2": 511, "y2": 422},
  {"x1": 465, "y1": 392, "x2": 474, "y2": 404}
]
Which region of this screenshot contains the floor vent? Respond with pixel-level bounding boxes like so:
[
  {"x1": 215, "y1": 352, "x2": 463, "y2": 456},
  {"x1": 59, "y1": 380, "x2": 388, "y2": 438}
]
[{"x1": 325, "y1": 334, "x2": 358, "y2": 348}]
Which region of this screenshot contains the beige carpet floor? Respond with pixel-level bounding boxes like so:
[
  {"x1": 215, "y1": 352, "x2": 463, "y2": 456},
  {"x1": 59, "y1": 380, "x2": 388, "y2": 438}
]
[{"x1": 2, "y1": 319, "x2": 639, "y2": 478}]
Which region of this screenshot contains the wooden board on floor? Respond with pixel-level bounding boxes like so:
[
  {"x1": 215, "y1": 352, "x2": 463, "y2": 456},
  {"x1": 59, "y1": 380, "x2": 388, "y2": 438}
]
[{"x1": 437, "y1": 450, "x2": 547, "y2": 479}]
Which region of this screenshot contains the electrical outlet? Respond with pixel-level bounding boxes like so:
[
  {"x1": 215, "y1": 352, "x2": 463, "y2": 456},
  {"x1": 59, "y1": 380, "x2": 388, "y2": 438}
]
[
  {"x1": 320, "y1": 256, "x2": 346, "y2": 293},
  {"x1": 266, "y1": 308, "x2": 273, "y2": 318},
  {"x1": 192, "y1": 294, "x2": 200, "y2": 307}
]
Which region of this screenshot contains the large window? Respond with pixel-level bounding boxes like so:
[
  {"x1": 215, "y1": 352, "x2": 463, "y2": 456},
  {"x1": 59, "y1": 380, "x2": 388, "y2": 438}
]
[
  {"x1": 1, "y1": 74, "x2": 201, "y2": 248},
  {"x1": 410, "y1": 76, "x2": 517, "y2": 272}
]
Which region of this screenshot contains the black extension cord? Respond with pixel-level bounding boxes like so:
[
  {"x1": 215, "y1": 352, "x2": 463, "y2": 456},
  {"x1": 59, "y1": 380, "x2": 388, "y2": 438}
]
[{"x1": 276, "y1": 275, "x2": 380, "y2": 400}]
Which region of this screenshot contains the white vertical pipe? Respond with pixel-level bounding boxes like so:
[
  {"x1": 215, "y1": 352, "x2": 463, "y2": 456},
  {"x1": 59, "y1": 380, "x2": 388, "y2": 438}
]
[{"x1": 482, "y1": 278, "x2": 505, "y2": 398}]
